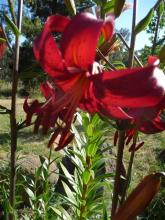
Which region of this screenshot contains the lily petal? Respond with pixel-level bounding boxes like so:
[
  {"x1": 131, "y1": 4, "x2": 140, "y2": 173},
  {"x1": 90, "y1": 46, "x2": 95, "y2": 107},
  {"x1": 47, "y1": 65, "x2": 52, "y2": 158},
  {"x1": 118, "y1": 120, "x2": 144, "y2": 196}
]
[
  {"x1": 101, "y1": 16, "x2": 114, "y2": 41},
  {"x1": 61, "y1": 13, "x2": 113, "y2": 69},
  {"x1": 40, "y1": 81, "x2": 55, "y2": 99},
  {"x1": 33, "y1": 15, "x2": 70, "y2": 77},
  {"x1": 140, "y1": 114, "x2": 165, "y2": 134},
  {"x1": 93, "y1": 65, "x2": 165, "y2": 108}
]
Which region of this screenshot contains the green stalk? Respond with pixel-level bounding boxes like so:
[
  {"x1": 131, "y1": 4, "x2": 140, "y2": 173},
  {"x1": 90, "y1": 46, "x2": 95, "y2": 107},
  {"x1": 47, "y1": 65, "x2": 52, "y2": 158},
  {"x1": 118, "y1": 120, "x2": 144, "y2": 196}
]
[
  {"x1": 79, "y1": 155, "x2": 91, "y2": 220},
  {"x1": 120, "y1": 133, "x2": 138, "y2": 205},
  {"x1": 9, "y1": 1, "x2": 23, "y2": 219},
  {"x1": 111, "y1": 130, "x2": 125, "y2": 218},
  {"x1": 44, "y1": 149, "x2": 52, "y2": 220},
  {"x1": 79, "y1": 184, "x2": 88, "y2": 220},
  {"x1": 113, "y1": 0, "x2": 138, "y2": 213},
  {"x1": 151, "y1": 13, "x2": 161, "y2": 55},
  {"x1": 100, "y1": 0, "x2": 108, "y2": 19},
  {"x1": 128, "y1": 0, "x2": 138, "y2": 68}
]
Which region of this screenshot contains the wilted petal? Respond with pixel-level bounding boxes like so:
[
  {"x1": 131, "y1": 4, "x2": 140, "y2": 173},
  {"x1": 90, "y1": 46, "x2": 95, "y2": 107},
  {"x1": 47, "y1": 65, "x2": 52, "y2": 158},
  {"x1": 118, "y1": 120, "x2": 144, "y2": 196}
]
[
  {"x1": 33, "y1": 15, "x2": 70, "y2": 78},
  {"x1": 61, "y1": 13, "x2": 114, "y2": 69}
]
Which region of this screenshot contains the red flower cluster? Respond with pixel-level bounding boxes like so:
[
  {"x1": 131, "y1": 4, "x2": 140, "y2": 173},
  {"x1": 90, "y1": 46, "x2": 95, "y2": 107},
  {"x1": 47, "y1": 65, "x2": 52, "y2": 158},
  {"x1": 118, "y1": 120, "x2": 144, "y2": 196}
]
[{"x1": 25, "y1": 13, "x2": 165, "y2": 150}]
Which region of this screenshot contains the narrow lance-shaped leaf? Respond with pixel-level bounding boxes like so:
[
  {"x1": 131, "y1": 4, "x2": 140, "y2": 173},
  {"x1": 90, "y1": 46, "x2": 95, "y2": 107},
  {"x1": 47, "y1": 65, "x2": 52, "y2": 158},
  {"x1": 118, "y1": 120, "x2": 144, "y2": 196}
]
[
  {"x1": 157, "y1": 0, "x2": 164, "y2": 17},
  {"x1": 113, "y1": 173, "x2": 164, "y2": 220},
  {"x1": 50, "y1": 205, "x2": 72, "y2": 220},
  {"x1": 159, "y1": 45, "x2": 165, "y2": 63},
  {"x1": 64, "y1": 0, "x2": 76, "y2": 15},
  {"x1": 3, "y1": 14, "x2": 20, "y2": 37},
  {"x1": 103, "y1": 205, "x2": 108, "y2": 220},
  {"x1": 103, "y1": 0, "x2": 115, "y2": 14},
  {"x1": 83, "y1": 169, "x2": 91, "y2": 185},
  {"x1": 0, "y1": 38, "x2": 6, "y2": 43},
  {"x1": 7, "y1": 0, "x2": 16, "y2": 23},
  {"x1": 114, "y1": 0, "x2": 126, "y2": 18},
  {"x1": 135, "y1": 9, "x2": 154, "y2": 35}
]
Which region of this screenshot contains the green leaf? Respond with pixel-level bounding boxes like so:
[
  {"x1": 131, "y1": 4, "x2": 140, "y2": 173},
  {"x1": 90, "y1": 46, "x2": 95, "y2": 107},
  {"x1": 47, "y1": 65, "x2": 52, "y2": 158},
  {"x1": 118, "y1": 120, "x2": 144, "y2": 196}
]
[
  {"x1": 64, "y1": 0, "x2": 76, "y2": 15},
  {"x1": 60, "y1": 162, "x2": 74, "y2": 185},
  {"x1": 159, "y1": 45, "x2": 165, "y2": 63},
  {"x1": 0, "y1": 38, "x2": 6, "y2": 43},
  {"x1": 3, "y1": 14, "x2": 20, "y2": 37},
  {"x1": 50, "y1": 205, "x2": 72, "y2": 220},
  {"x1": 7, "y1": 0, "x2": 16, "y2": 23},
  {"x1": 61, "y1": 181, "x2": 77, "y2": 207},
  {"x1": 157, "y1": 0, "x2": 164, "y2": 17},
  {"x1": 135, "y1": 9, "x2": 154, "y2": 35},
  {"x1": 113, "y1": 60, "x2": 126, "y2": 69},
  {"x1": 83, "y1": 169, "x2": 91, "y2": 184},
  {"x1": 103, "y1": 0, "x2": 115, "y2": 14},
  {"x1": 114, "y1": 0, "x2": 126, "y2": 18},
  {"x1": 93, "y1": 0, "x2": 103, "y2": 6},
  {"x1": 103, "y1": 205, "x2": 108, "y2": 220},
  {"x1": 25, "y1": 188, "x2": 35, "y2": 200},
  {"x1": 87, "y1": 143, "x2": 96, "y2": 157}
]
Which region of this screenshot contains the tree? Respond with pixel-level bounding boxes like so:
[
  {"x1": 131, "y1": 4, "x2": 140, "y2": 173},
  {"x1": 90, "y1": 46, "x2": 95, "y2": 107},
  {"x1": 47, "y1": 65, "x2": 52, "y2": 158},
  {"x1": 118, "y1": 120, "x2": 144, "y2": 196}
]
[{"x1": 146, "y1": 1, "x2": 165, "y2": 54}]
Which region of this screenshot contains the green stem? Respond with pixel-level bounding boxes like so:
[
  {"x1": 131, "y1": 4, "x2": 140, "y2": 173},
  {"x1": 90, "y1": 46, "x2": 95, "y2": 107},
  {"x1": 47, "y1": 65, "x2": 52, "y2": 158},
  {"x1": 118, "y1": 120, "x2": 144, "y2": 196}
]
[
  {"x1": 9, "y1": 1, "x2": 23, "y2": 219},
  {"x1": 7, "y1": 0, "x2": 17, "y2": 24},
  {"x1": 100, "y1": 0, "x2": 108, "y2": 19},
  {"x1": 151, "y1": 13, "x2": 160, "y2": 55},
  {"x1": 44, "y1": 149, "x2": 52, "y2": 220},
  {"x1": 79, "y1": 184, "x2": 88, "y2": 220},
  {"x1": 79, "y1": 155, "x2": 91, "y2": 220},
  {"x1": 111, "y1": 130, "x2": 125, "y2": 218},
  {"x1": 128, "y1": 0, "x2": 138, "y2": 68},
  {"x1": 120, "y1": 133, "x2": 138, "y2": 205}
]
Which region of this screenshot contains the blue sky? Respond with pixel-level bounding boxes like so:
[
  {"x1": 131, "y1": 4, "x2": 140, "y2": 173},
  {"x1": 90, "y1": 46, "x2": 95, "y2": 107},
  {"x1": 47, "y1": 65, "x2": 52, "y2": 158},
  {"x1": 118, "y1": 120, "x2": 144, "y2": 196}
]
[{"x1": 116, "y1": 0, "x2": 157, "y2": 50}]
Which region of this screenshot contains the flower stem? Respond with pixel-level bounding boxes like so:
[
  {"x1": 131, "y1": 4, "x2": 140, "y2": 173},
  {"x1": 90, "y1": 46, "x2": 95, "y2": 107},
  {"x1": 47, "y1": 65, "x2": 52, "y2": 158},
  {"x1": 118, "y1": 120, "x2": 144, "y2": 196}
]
[
  {"x1": 128, "y1": 0, "x2": 138, "y2": 68},
  {"x1": 100, "y1": 0, "x2": 108, "y2": 19},
  {"x1": 111, "y1": 130, "x2": 125, "y2": 218},
  {"x1": 151, "y1": 13, "x2": 160, "y2": 55},
  {"x1": 9, "y1": 1, "x2": 23, "y2": 219},
  {"x1": 120, "y1": 133, "x2": 138, "y2": 205},
  {"x1": 79, "y1": 155, "x2": 91, "y2": 220}
]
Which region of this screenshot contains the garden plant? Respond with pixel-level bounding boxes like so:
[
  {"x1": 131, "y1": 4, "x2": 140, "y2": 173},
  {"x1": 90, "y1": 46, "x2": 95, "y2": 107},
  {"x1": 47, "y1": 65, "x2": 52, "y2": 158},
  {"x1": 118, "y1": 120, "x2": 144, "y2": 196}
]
[{"x1": 0, "y1": 0, "x2": 165, "y2": 219}]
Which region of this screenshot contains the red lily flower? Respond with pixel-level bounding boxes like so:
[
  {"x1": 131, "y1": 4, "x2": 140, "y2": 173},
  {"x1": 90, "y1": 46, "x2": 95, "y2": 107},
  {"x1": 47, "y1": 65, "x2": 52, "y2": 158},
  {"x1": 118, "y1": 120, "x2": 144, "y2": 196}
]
[
  {"x1": 32, "y1": 13, "x2": 165, "y2": 150},
  {"x1": 24, "y1": 81, "x2": 66, "y2": 134},
  {"x1": 0, "y1": 27, "x2": 6, "y2": 59}
]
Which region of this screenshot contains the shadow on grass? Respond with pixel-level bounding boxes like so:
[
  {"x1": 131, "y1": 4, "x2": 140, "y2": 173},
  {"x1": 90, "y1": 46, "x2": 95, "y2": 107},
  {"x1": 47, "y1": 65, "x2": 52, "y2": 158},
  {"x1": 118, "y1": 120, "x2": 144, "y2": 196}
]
[
  {"x1": 18, "y1": 129, "x2": 48, "y2": 142},
  {"x1": 0, "y1": 132, "x2": 10, "y2": 145}
]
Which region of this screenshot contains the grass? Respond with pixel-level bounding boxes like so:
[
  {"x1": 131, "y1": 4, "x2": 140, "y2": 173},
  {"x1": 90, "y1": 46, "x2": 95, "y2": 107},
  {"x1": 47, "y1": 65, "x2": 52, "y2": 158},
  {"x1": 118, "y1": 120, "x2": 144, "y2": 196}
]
[{"x1": 0, "y1": 98, "x2": 56, "y2": 157}]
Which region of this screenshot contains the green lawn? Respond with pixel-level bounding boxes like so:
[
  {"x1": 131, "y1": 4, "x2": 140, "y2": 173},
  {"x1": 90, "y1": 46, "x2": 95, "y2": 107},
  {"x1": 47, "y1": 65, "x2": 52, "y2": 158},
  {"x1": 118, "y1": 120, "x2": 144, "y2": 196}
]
[{"x1": 0, "y1": 98, "x2": 55, "y2": 157}]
